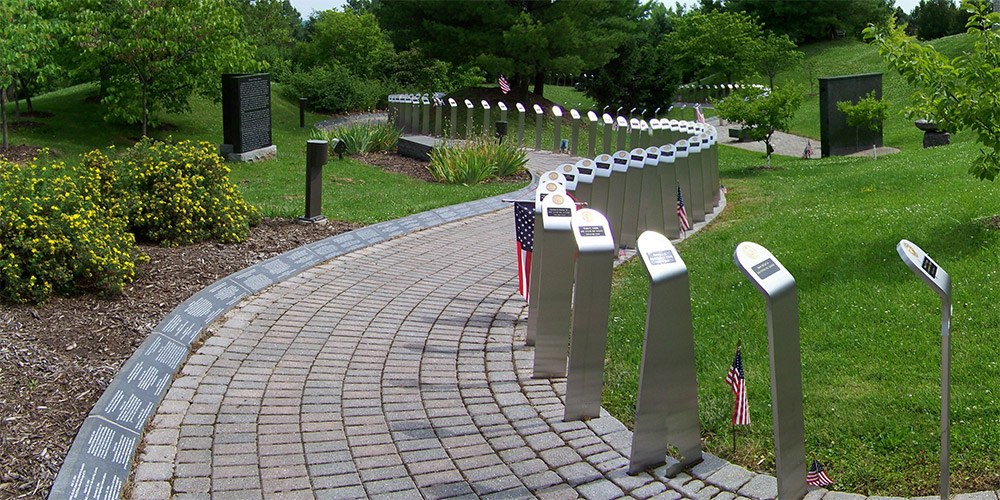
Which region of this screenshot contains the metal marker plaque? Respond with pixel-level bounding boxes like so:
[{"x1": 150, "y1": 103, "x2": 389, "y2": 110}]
[
  {"x1": 525, "y1": 181, "x2": 568, "y2": 347},
  {"x1": 222, "y1": 73, "x2": 272, "y2": 153},
  {"x1": 616, "y1": 116, "x2": 629, "y2": 152},
  {"x1": 564, "y1": 209, "x2": 615, "y2": 420},
  {"x1": 534, "y1": 104, "x2": 545, "y2": 150},
  {"x1": 733, "y1": 242, "x2": 807, "y2": 500},
  {"x1": 587, "y1": 110, "x2": 599, "y2": 157},
  {"x1": 482, "y1": 99, "x2": 491, "y2": 137},
  {"x1": 629, "y1": 118, "x2": 642, "y2": 150},
  {"x1": 532, "y1": 193, "x2": 578, "y2": 378},
  {"x1": 570, "y1": 108, "x2": 581, "y2": 154},
  {"x1": 602, "y1": 113, "x2": 614, "y2": 154},
  {"x1": 896, "y1": 239, "x2": 952, "y2": 500},
  {"x1": 630, "y1": 231, "x2": 702, "y2": 475},
  {"x1": 517, "y1": 102, "x2": 526, "y2": 147},
  {"x1": 552, "y1": 105, "x2": 564, "y2": 153},
  {"x1": 698, "y1": 133, "x2": 714, "y2": 214}
]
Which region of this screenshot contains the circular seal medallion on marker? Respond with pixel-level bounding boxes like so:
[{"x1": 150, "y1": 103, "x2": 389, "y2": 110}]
[
  {"x1": 582, "y1": 159, "x2": 592, "y2": 166},
  {"x1": 562, "y1": 165, "x2": 573, "y2": 173},
  {"x1": 547, "y1": 172, "x2": 559, "y2": 181},
  {"x1": 742, "y1": 244, "x2": 759, "y2": 259},
  {"x1": 582, "y1": 210, "x2": 595, "y2": 222},
  {"x1": 546, "y1": 183, "x2": 558, "y2": 192},
  {"x1": 903, "y1": 242, "x2": 918, "y2": 258},
  {"x1": 553, "y1": 194, "x2": 565, "y2": 205}
]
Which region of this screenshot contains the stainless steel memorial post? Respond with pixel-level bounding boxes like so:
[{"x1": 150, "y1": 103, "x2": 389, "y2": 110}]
[
  {"x1": 448, "y1": 98, "x2": 458, "y2": 139},
  {"x1": 620, "y1": 148, "x2": 645, "y2": 248},
  {"x1": 570, "y1": 108, "x2": 581, "y2": 155},
  {"x1": 629, "y1": 231, "x2": 702, "y2": 475},
  {"x1": 616, "y1": 116, "x2": 629, "y2": 152},
  {"x1": 517, "y1": 103, "x2": 526, "y2": 148},
  {"x1": 602, "y1": 113, "x2": 614, "y2": 154},
  {"x1": 465, "y1": 99, "x2": 475, "y2": 138},
  {"x1": 532, "y1": 193, "x2": 578, "y2": 378},
  {"x1": 587, "y1": 111, "x2": 599, "y2": 157},
  {"x1": 525, "y1": 177, "x2": 567, "y2": 347},
  {"x1": 629, "y1": 118, "x2": 642, "y2": 151},
  {"x1": 895, "y1": 239, "x2": 951, "y2": 500},
  {"x1": 482, "y1": 99, "x2": 491, "y2": 137},
  {"x1": 401, "y1": 95, "x2": 412, "y2": 134},
  {"x1": 674, "y1": 140, "x2": 693, "y2": 226},
  {"x1": 564, "y1": 209, "x2": 615, "y2": 420},
  {"x1": 733, "y1": 242, "x2": 807, "y2": 500},
  {"x1": 552, "y1": 105, "x2": 564, "y2": 153},
  {"x1": 421, "y1": 94, "x2": 431, "y2": 134},
  {"x1": 639, "y1": 147, "x2": 664, "y2": 234},
  {"x1": 534, "y1": 104, "x2": 545, "y2": 150},
  {"x1": 410, "y1": 95, "x2": 420, "y2": 133},
  {"x1": 607, "y1": 151, "x2": 630, "y2": 248},
  {"x1": 591, "y1": 154, "x2": 612, "y2": 217},
  {"x1": 434, "y1": 97, "x2": 444, "y2": 136},
  {"x1": 658, "y1": 144, "x2": 679, "y2": 239}
]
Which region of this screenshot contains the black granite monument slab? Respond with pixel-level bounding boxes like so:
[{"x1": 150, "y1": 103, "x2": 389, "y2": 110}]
[{"x1": 819, "y1": 73, "x2": 883, "y2": 157}]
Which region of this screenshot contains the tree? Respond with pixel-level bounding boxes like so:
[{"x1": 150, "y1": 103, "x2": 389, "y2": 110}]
[
  {"x1": 0, "y1": 0, "x2": 58, "y2": 148},
  {"x1": 75, "y1": 0, "x2": 257, "y2": 136},
  {"x1": 723, "y1": 0, "x2": 894, "y2": 43},
  {"x1": 714, "y1": 86, "x2": 802, "y2": 167},
  {"x1": 663, "y1": 10, "x2": 762, "y2": 84},
  {"x1": 910, "y1": 0, "x2": 969, "y2": 40},
  {"x1": 865, "y1": 0, "x2": 1000, "y2": 179},
  {"x1": 295, "y1": 9, "x2": 390, "y2": 79},
  {"x1": 755, "y1": 32, "x2": 803, "y2": 90},
  {"x1": 376, "y1": 0, "x2": 631, "y2": 99}
]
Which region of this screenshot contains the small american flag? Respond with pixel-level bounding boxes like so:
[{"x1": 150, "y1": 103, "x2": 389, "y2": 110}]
[
  {"x1": 695, "y1": 104, "x2": 706, "y2": 124},
  {"x1": 514, "y1": 201, "x2": 534, "y2": 300},
  {"x1": 803, "y1": 140, "x2": 813, "y2": 159},
  {"x1": 720, "y1": 184, "x2": 728, "y2": 194},
  {"x1": 498, "y1": 73, "x2": 511, "y2": 95},
  {"x1": 677, "y1": 186, "x2": 691, "y2": 232},
  {"x1": 725, "y1": 347, "x2": 750, "y2": 425},
  {"x1": 806, "y1": 460, "x2": 834, "y2": 486}
]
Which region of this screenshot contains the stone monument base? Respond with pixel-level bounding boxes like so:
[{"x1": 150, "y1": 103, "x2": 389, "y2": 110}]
[{"x1": 219, "y1": 144, "x2": 277, "y2": 162}]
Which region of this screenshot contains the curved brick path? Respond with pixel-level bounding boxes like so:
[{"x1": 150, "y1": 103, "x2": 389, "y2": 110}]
[{"x1": 128, "y1": 151, "x2": 794, "y2": 500}]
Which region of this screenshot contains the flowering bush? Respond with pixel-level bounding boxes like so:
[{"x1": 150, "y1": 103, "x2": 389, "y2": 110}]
[
  {"x1": 84, "y1": 139, "x2": 260, "y2": 246},
  {"x1": 0, "y1": 154, "x2": 145, "y2": 303}
]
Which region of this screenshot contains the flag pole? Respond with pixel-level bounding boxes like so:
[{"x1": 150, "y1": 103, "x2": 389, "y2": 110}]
[{"x1": 732, "y1": 337, "x2": 741, "y2": 453}]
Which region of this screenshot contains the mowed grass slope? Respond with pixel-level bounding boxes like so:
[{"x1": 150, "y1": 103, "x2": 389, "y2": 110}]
[
  {"x1": 605, "y1": 143, "x2": 1000, "y2": 495},
  {"x1": 2, "y1": 83, "x2": 527, "y2": 222}
]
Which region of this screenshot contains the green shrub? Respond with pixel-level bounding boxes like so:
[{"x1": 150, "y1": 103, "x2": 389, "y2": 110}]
[
  {"x1": 83, "y1": 139, "x2": 260, "y2": 246},
  {"x1": 0, "y1": 154, "x2": 145, "y2": 303},
  {"x1": 281, "y1": 64, "x2": 386, "y2": 113},
  {"x1": 314, "y1": 120, "x2": 402, "y2": 155},
  {"x1": 427, "y1": 137, "x2": 528, "y2": 184}
]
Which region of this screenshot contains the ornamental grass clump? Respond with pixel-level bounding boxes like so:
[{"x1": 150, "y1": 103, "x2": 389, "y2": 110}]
[
  {"x1": 0, "y1": 154, "x2": 145, "y2": 303},
  {"x1": 427, "y1": 136, "x2": 527, "y2": 184},
  {"x1": 83, "y1": 138, "x2": 260, "y2": 246},
  {"x1": 314, "y1": 120, "x2": 402, "y2": 155}
]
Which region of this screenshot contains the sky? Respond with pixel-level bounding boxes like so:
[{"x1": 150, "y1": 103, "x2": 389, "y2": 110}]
[{"x1": 287, "y1": 0, "x2": 924, "y2": 23}]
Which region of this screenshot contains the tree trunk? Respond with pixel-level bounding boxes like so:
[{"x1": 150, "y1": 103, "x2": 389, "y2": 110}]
[
  {"x1": 2, "y1": 87, "x2": 7, "y2": 149},
  {"x1": 141, "y1": 82, "x2": 148, "y2": 137},
  {"x1": 19, "y1": 76, "x2": 33, "y2": 112},
  {"x1": 13, "y1": 80, "x2": 20, "y2": 122},
  {"x1": 533, "y1": 71, "x2": 545, "y2": 97},
  {"x1": 99, "y1": 64, "x2": 109, "y2": 99}
]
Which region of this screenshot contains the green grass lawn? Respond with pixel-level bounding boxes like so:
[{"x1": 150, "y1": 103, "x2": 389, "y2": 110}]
[
  {"x1": 605, "y1": 143, "x2": 1000, "y2": 495},
  {"x1": 2, "y1": 83, "x2": 526, "y2": 222}
]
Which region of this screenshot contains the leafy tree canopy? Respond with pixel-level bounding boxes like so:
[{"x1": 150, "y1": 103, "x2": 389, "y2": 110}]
[
  {"x1": 714, "y1": 85, "x2": 802, "y2": 167},
  {"x1": 75, "y1": 0, "x2": 258, "y2": 136},
  {"x1": 865, "y1": 0, "x2": 1000, "y2": 180},
  {"x1": 295, "y1": 9, "x2": 390, "y2": 79},
  {"x1": 663, "y1": 10, "x2": 762, "y2": 84},
  {"x1": 723, "y1": 0, "x2": 894, "y2": 43}
]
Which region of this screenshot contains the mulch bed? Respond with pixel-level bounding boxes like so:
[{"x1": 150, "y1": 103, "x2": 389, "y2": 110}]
[
  {"x1": 356, "y1": 150, "x2": 532, "y2": 184},
  {"x1": 0, "y1": 145, "x2": 42, "y2": 164},
  {"x1": 0, "y1": 218, "x2": 359, "y2": 499}
]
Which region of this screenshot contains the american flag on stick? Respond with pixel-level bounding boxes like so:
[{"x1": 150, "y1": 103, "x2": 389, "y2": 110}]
[
  {"x1": 725, "y1": 346, "x2": 750, "y2": 426},
  {"x1": 514, "y1": 201, "x2": 534, "y2": 300},
  {"x1": 677, "y1": 186, "x2": 691, "y2": 232},
  {"x1": 498, "y1": 73, "x2": 511, "y2": 95},
  {"x1": 806, "y1": 460, "x2": 834, "y2": 486},
  {"x1": 695, "y1": 104, "x2": 706, "y2": 124}
]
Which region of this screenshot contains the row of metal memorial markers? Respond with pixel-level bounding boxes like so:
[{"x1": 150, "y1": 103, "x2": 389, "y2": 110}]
[
  {"x1": 387, "y1": 93, "x2": 713, "y2": 158},
  {"x1": 517, "y1": 120, "x2": 954, "y2": 500}
]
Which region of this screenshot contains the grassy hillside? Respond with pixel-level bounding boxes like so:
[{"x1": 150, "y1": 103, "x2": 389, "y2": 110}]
[
  {"x1": 1, "y1": 84, "x2": 525, "y2": 222},
  {"x1": 773, "y1": 34, "x2": 975, "y2": 149}
]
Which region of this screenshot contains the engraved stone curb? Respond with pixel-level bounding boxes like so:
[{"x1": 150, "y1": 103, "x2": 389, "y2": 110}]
[{"x1": 48, "y1": 177, "x2": 536, "y2": 500}]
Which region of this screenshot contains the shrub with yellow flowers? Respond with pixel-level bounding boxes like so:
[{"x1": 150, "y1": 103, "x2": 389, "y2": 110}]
[
  {"x1": 83, "y1": 138, "x2": 260, "y2": 246},
  {"x1": 0, "y1": 152, "x2": 145, "y2": 303}
]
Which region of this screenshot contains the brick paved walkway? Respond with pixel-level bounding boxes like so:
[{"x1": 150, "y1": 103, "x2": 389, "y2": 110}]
[{"x1": 128, "y1": 152, "x2": 786, "y2": 500}]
